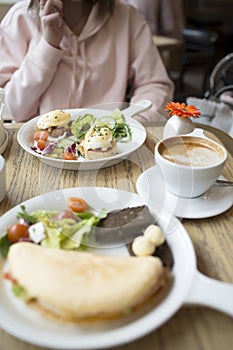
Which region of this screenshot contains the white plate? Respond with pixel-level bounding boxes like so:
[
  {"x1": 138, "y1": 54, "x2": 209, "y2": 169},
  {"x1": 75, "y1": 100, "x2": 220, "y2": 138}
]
[
  {"x1": 1, "y1": 188, "x2": 233, "y2": 349},
  {"x1": 0, "y1": 129, "x2": 8, "y2": 154},
  {"x1": 17, "y1": 107, "x2": 147, "y2": 171},
  {"x1": 0, "y1": 187, "x2": 190, "y2": 349},
  {"x1": 136, "y1": 166, "x2": 233, "y2": 219}
]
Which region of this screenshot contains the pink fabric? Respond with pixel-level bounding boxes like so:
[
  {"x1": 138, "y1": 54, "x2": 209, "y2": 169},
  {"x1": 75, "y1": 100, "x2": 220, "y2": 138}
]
[
  {"x1": 0, "y1": 0, "x2": 174, "y2": 122},
  {"x1": 126, "y1": 0, "x2": 185, "y2": 38}
]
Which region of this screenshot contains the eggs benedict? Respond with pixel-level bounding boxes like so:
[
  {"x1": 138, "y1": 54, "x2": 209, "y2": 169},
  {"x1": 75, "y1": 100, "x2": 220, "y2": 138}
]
[
  {"x1": 79, "y1": 125, "x2": 117, "y2": 159},
  {"x1": 36, "y1": 110, "x2": 71, "y2": 137}
]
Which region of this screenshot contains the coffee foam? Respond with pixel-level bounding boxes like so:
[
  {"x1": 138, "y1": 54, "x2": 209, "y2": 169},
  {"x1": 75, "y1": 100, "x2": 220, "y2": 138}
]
[{"x1": 159, "y1": 136, "x2": 224, "y2": 167}]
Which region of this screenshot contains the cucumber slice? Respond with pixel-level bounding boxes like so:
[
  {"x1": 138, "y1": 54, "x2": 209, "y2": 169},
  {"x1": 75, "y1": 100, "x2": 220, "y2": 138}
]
[
  {"x1": 56, "y1": 137, "x2": 76, "y2": 149},
  {"x1": 111, "y1": 108, "x2": 125, "y2": 123},
  {"x1": 46, "y1": 148, "x2": 64, "y2": 159},
  {"x1": 71, "y1": 114, "x2": 95, "y2": 139},
  {"x1": 98, "y1": 116, "x2": 116, "y2": 130}
]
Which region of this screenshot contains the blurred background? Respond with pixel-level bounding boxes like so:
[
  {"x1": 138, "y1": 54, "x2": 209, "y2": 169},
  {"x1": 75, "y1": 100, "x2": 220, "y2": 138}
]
[
  {"x1": 174, "y1": 0, "x2": 233, "y2": 101},
  {"x1": 125, "y1": 0, "x2": 233, "y2": 102}
]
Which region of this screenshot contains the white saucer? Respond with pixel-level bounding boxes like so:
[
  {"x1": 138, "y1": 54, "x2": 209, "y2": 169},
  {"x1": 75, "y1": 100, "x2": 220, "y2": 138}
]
[
  {"x1": 136, "y1": 166, "x2": 233, "y2": 219},
  {"x1": 0, "y1": 130, "x2": 9, "y2": 154}
]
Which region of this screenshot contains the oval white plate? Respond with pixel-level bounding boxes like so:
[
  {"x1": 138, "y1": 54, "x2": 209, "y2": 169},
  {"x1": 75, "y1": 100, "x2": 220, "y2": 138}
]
[
  {"x1": 0, "y1": 187, "x2": 194, "y2": 349},
  {"x1": 1, "y1": 187, "x2": 232, "y2": 349},
  {"x1": 17, "y1": 108, "x2": 146, "y2": 171}
]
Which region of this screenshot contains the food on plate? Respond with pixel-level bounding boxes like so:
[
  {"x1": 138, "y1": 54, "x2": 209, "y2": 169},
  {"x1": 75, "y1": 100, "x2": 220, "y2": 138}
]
[
  {"x1": 78, "y1": 125, "x2": 117, "y2": 160},
  {"x1": 7, "y1": 223, "x2": 30, "y2": 243},
  {"x1": 36, "y1": 110, "x2": 71, "y2": 137},
  {"x1": 31, "y1": 109, "x2": 132, "y2": 161},
  {"x1": 71, "y1": 113, "x2": 96, "y2": 140},
  {"x1": 127, "y1": 233, "x2": 173, "y2": 269},
  {"x1": 32, "y1": 109, "x2": 72, "y2": 153},
  {"x1": 95, "y1": 205, "x2": 155, "y2": 243},
  {"x1": 67, "y1": 197, "x2": 88, "y2": 212},
  {"x1": 143, "y1": 224, "x2": 165, "y2": 246},
  {"x1": 95, "y1": 206, "x2": 174, "y2": 268},
  {"x1": 1, "y1": 200, "x2": 173, "y2": 322},
  {"x1": 131, "y1": 224, "x2": 166, "y2": 257},
  {"x1": 6, "y1": 242, "x2": 169, "y2": 321},
  {"x1": 33, "y1": 130, "x2": 49, "y2": 150},
  {"x1": 0, "y1": 201, "x2": 107, "y2": 258},
  {"x1": 131, "y1": 235, "x2": 155, "y2": 256},
  {"x1": 0, "y1": 202, "x2": 173, "y2": 269}
]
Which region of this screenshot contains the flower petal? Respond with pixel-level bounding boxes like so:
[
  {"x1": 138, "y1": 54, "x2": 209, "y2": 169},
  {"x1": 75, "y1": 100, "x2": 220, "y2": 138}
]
[{"x1": 165, "y1": 101, "x2": 200, "y2": 118}]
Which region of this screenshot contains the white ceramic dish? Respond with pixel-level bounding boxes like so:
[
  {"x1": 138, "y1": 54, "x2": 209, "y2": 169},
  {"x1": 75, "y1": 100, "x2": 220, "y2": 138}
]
[
  {"x1": 0, "y1": 187, "x2": 232, "y2": 349},
  {"x1": 136, "y1": 166, "x2": 233, "y2": 219},
  {"x1": 0, "y1": 129, "x2": 8, "y2": 154},
  {"x1": 17, "y1": 101, "x2": 151, "y2": 171}
]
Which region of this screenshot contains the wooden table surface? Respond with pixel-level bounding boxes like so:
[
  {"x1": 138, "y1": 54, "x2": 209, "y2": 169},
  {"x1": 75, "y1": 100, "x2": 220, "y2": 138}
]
[
  {"x1": 153, "y1": 35, "x2": 182, "y2": 49},
  {"x1": 0, "y1": 122, "x2": 233, "y2": 350}
]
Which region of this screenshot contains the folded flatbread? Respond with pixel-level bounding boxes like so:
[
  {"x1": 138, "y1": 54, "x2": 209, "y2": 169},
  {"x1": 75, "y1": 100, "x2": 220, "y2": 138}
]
[{"x1": 8, "y1": 242, "x2": 168, "y2": 321}]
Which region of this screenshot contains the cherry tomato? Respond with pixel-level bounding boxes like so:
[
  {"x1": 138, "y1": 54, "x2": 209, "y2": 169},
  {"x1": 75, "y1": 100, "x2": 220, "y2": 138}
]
[
  {"x1": 7, "y1": 223, "x2": 29, "y2": 243},
  {"x1": 68, "y1": 197, "x2": 88, "y2": 212},
  {"x1": 4, "y1": 272, "x2": 17, "y2": 284},
  {"x1": 37, "y1": 139, "x2": 47, "y2": 150},
  {"x1": 63, "y1": 151, "x2": 77, "y2": 160},
  {"x1": 55, "y1": 210, "x2": 79, "y2": 221},
  {"x1": 33, "y1": 131, "x2": 49, "y2": 141}
]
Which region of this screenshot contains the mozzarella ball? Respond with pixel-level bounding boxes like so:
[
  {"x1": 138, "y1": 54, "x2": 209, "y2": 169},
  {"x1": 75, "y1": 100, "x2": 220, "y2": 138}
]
[
  {"x1": 144, "y1": 224, "x2": 165, "y2": 246},
  {"x1": 132, "y1": 235, "x2": 155, "y2": 256}
]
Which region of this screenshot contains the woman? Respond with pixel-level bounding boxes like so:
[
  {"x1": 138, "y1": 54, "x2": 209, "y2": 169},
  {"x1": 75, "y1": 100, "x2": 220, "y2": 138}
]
[{"x1": 0, "y1": 0, "x2": 174, "y2": 122}]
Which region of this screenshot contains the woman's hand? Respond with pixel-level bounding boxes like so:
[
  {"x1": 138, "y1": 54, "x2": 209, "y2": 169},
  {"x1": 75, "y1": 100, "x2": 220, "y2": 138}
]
[{"x1": 39, "y1": 0, "x2": 64, "y2": 48}]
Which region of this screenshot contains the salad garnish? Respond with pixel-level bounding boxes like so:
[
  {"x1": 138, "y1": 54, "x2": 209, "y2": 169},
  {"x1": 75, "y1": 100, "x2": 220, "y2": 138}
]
[{"x1": 0, "y1": 199, "x2": 107, "y2": 258}]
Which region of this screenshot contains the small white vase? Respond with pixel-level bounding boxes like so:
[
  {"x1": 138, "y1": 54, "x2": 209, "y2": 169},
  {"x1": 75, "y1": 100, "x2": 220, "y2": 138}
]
[{"x1": 163, "y1": 114, "x2": 195, "y2": 139}]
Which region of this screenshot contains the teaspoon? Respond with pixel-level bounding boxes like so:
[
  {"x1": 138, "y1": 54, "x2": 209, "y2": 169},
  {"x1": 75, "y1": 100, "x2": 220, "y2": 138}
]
[{"x1": 215, "y1": 179, "x2": 233, "y2": 187}]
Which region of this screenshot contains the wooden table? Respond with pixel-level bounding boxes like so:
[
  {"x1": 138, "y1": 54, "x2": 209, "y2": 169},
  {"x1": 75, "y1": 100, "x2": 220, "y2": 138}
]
[
  {"x1": 0, "y1": 123, "x2": 233, "y2": 350},
  {"x1": 153, "y1": 35, "x2": 182, "y2": 49}
]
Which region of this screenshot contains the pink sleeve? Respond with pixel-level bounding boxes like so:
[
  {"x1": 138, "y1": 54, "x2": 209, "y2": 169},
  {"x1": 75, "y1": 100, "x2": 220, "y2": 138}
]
[
  {"x1": 128, "y1": 15, "x2": 174, "y2": 121},
  {"x1": 0, "y1": 11, "x2": 62, "y2": 121}
]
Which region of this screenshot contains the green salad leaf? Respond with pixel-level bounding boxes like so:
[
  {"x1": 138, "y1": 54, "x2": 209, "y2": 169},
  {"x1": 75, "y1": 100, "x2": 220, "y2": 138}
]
[
  {"x1": 12, "y1": 284, "x2": 29, "y2": 301},
  {"x1": 70, "y1": 110, "x2": 132, "y2": 142},
  {"x1": 0, "y1": 232, "x2": 11, "y2": 259},
  {"x1": 17, "y1": 205, "x2": 38, "y2": 224},
  {"x1": 110, "y1": 109, "x2": 132, "y2": 142},
  {"x1": 0, "y1": 206, "x2": 107, "y2": 258},
  {"x1": 61, "y1": 208, "x2": 107, "y2": 250}
]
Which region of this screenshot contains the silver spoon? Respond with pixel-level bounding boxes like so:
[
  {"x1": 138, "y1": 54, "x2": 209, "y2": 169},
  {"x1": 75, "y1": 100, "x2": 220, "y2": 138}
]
[{"x1": 215, "y1": 179, "x2": 233, "y2": 186}]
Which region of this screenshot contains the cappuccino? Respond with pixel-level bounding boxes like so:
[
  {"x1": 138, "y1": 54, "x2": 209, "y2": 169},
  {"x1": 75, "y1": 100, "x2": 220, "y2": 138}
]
[
  {"x1": 158, "y1": 136, "x2": 224, "y2": 167},
  {"x1": 155, "y1": 135, "x2": 227, "y2": 198}
]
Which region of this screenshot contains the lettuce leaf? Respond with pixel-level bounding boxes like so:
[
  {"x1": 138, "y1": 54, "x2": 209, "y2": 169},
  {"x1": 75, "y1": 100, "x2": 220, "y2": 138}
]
[{"x1": 0, "y1": 232, "x2": 11, "y2": 258}]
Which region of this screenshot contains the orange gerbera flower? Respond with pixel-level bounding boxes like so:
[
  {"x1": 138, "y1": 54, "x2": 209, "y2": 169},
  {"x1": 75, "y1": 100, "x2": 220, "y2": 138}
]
[{"x1": 166, "y1": 102, "x2": 201, "y2": 118}]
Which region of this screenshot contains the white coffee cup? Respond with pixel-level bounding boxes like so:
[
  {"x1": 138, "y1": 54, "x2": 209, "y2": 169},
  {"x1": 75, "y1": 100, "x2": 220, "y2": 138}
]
[
  {"x1": 0, "y1": 118, "x2": 6, "y2": 147},
  {"x1": 155, "y1": 135, "x2": 227, "y2": 198},
  {"x1": 0, "y1": 155, "x2": 6, "y2": 202}
]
